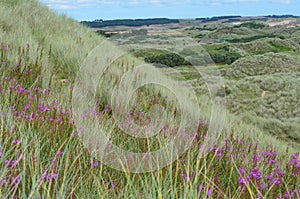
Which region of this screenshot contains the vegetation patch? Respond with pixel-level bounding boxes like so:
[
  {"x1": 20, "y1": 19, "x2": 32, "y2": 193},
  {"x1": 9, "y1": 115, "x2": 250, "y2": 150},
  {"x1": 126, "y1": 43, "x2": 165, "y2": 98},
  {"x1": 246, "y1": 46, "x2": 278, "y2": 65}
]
[
  {"x1": 269, "y1": 41, "x2": 293, "y2": 52},
  {"x1": 132, "y1": 48, "x2": 191, "y2": 67},
  {"x1": 234, "y1": 22, "x2": 267, "y2": 29},
  {"x1": 203, "y1": 44, "x2": 243, "y2": 64},
  {"x1": 227, "y1": 34, "x2": 281, "y2": 43}
]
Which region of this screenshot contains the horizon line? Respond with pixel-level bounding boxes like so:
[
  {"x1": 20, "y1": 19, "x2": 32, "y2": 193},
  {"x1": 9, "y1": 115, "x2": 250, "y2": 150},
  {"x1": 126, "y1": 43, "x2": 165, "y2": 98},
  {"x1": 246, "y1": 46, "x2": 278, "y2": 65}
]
[{"x1": 79, "y1": 14, "x2": 300, "y2": 22}]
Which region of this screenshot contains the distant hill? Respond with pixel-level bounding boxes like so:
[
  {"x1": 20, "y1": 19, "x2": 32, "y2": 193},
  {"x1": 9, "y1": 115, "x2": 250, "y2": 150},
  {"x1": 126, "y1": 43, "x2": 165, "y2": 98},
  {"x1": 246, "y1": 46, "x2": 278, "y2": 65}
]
[
  {"x1": 196, "y1": 15, "x2": 242, "y2": 23},
  {"x1": 81, "y1": 15, "x2": 300, "y2": 28},
  {"x1": 196, "y1": 15, "x2": 300, "y2": 23},
  {"x1": 80, "y1": 18, "x2": 180, "y2": 28}
]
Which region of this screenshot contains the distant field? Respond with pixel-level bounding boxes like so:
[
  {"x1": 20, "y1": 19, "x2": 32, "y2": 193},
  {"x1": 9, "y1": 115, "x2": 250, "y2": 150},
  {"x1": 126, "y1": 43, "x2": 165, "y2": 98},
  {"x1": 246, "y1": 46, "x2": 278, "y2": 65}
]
[{"x1": 100, "y1": 19, "x2": 300, "y2": 148}]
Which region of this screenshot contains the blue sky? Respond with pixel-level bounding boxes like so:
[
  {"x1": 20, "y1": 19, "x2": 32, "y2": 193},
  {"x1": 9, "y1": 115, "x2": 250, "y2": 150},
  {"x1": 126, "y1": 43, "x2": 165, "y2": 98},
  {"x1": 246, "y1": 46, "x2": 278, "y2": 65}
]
[{"x1": 39, "y1": 0, "x2": 299, "y2": 21}]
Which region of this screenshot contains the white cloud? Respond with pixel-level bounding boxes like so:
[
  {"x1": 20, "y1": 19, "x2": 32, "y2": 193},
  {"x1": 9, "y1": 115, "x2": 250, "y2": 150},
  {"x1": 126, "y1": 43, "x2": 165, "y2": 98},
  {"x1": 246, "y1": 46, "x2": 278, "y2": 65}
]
[
  {"x1": 76, "y1": 0, "x2": 93, "y2": 2},
  {"x1": 42, "y1": 0, "x2": 189, "y2": 8},
  {"x1": 47, "y1": 3, "x2": 76, "y2": 10},
  {"x1": 56, "y1": 4, "x2": 77, "y2": 9},
  {"x1": 46, "y1": 0, "x2": 72, "y2": 3},
  {"x1": 201, "y1": 0, "x2": 259, "y2": 5},
  {"x1": 269, "y1": 0, "x2": 291, "y2": 4},
  {"x1": 149, "y1": 0, "x2": 182, "y2": 6},
  {"x1": 41, "y1": 0, "x2": 293, "y2": 10},
  {"x1": 128, "y1": 0, "x2": 146, "y2": 5}
]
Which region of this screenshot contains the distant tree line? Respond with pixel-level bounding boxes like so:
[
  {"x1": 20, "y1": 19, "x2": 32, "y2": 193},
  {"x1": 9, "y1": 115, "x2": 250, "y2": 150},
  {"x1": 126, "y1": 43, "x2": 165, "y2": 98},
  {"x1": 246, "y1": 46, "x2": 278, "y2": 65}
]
[
  {"x1": 195, "y1": 15, "x2": 299, "y2": 23},
  {"x1": 80, "y1": 18, "x2": 180, "y2": 28},
  {"x1": 81, "y1": 16, "x2": 300, "y2": 28},
  {"x1": 265, "y1": 15, "x2": 299, "y2": 18},
  {"x1": 196, "y1": 16, "x2": 241, "y2": 22}
]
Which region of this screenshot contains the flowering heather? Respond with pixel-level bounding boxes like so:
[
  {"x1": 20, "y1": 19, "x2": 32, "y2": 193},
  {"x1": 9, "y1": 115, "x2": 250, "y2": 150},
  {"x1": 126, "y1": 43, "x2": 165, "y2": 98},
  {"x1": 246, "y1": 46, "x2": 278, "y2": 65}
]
[
  {"x1": 40, "y1": 173, "x2": 58, "y2": 181},
  {"x1": 0, "y1": 5, "x2": 300, "y2": 197},
  {"x1": 1, "y1": 57, "x2": 299, "y2": 197},
  {"x1": 12, "y1": 140, "x2": 20, "y2": 145},
  {"x1": 93, "y1": 161, "x2": 99, "y2": 167}
]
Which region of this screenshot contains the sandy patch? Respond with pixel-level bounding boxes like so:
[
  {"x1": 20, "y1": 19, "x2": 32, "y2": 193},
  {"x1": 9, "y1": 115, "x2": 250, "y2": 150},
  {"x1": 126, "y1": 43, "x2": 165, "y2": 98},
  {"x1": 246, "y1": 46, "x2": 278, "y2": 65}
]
[{"x1": 267, "y1": 19, "x2": 296, "y2": 27}]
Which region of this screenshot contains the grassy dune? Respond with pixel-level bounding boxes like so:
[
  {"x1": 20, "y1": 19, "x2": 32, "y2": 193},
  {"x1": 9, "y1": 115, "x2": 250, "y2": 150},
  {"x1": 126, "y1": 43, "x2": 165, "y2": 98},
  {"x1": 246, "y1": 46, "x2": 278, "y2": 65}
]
[
  {"x1": 183, "y1": 21, "x2": 300, "y2": 149},
  {"x1": 0, "y1": 0, "x2": 299, "y2": 198}
]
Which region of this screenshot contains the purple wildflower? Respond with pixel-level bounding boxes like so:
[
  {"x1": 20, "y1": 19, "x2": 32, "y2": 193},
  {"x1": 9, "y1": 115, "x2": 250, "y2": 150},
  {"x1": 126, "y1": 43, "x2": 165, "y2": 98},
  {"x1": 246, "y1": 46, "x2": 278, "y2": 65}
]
[
  {"x1": 71, "y1": 132, "x2": 80, "y2": 137},
  {"x1": 180, "y1": 173, "x2": 188, "y2": 182},
  {"x1": 57, "y1": 151, "x2": 64, "y2": 156},
  {"x1": 207, "y1": 189, "x2": 212, "y2": 195},
  {"x1": 198, "y1": 185, "x2": 204, "y2": 192},
  {"x1": 0, "y1": 178, "x2": 7, "y2": 185},
  {"x1": 93, "y1": 161, "x2": 99, "y2": 167},
  {"x1": 238, "y1": 177, "x2": 246, "y2": 185},
  {"x1": 238, "y1": 168, "x2": 246, "y2": 174},
  {"x1": 12, "y1": 140, "x2": 20, "y2": 145}
]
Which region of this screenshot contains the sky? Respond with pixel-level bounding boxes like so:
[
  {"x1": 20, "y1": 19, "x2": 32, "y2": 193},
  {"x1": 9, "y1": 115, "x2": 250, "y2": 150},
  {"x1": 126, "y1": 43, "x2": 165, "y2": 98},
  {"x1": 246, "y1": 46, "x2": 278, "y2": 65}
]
[{"x1": 39, "y1": 0, "x2": 300, "y2": 21}]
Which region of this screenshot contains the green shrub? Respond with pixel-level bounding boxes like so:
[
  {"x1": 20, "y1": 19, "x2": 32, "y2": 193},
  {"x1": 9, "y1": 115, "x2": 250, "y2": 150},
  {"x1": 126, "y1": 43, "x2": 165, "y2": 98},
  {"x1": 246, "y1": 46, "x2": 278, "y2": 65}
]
[
  {"x1": 234, "y1": 22, "x2": 267, "y2": 29},
  {"x1": 227, "y1": 34, "x2": 278, "y2": 43},
  {"x1": 133, "y1": 48, "x2": 191, "y2": 67},
  {"x1": 204, "y1": 45, "x2": 243, "y2": 64}
]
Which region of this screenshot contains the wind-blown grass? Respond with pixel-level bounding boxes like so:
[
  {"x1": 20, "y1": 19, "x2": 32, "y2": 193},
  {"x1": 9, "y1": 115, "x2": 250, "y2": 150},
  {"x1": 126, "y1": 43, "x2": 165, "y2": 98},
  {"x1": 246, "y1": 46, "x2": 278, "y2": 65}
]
[{"x1": 0, "y1": 0, "x2": 299, "y2": 198}]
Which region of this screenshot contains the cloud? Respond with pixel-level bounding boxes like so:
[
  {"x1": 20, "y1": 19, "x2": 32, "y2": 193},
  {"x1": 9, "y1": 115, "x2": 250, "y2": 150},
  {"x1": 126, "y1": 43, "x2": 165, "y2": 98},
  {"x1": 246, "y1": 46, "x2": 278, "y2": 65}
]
[
  {"x1": 128, "y1": 0, "x2": 146, "y2": 5},
  {"x1": 269, "y1": 0, "x2": 291, "y2": 4},
  {"x1": 41, "y1": 0, "x2": 293, "y2": 10},
  {"x1": 54, "y1": 4, "x2": 77, "y2": 9},
  {"x1": 46, "y1": 0, "x2": 72, "y2": 3},
  {"x1": 201, "y1": 0, "x2": 260, "y2": 5},
  {"x1": 42, "y1": 0, "x2": 188, "y2": 8}
]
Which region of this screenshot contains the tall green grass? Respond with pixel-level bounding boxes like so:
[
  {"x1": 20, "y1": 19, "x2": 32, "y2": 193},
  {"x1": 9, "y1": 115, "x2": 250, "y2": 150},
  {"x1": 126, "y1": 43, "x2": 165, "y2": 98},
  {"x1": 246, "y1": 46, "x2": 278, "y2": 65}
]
[{"x1": 0, "y1": 1, "x2": 299, "y2": 198}]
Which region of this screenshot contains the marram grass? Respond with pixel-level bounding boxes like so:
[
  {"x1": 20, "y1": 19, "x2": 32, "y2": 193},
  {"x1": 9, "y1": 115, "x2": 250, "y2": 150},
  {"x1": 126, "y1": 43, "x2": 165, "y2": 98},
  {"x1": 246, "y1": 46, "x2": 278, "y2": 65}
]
[{"x1": 0, "y1": 0, "x2": 299, "y2": 198}]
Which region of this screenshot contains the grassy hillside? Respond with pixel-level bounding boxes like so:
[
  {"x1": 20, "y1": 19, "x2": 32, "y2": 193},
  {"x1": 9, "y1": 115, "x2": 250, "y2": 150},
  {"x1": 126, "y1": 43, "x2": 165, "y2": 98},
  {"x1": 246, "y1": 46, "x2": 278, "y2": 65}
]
[
  {"x1": 182, "y1": 20, "x2": 300, "y2": 148},
  {"x1": 0, "y1": 0, "x2": 102, "y2": 82},
  {"x1": 0, "y1": 0, "x2": 299, "y2": 198}
]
